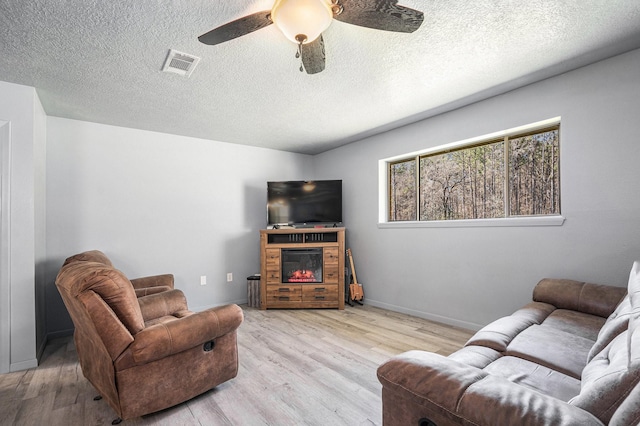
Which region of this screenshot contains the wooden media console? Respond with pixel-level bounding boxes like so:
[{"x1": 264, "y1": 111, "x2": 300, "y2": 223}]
[{"x1": 260, "y1": 228, "x2": 345, "y2": 309}]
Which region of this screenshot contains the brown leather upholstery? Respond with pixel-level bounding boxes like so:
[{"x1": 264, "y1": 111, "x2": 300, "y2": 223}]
[
  {"x1": 378, "y1": 264, "x2": 640, "y2": 426},
  {"x1": 55, "y1": 250, "x2": 243, "y2": 420}
]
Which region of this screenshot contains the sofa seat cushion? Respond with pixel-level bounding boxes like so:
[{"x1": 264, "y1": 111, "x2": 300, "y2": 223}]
[
  {"x1": 483, "y1": 356, "x2": 581, "y2": 401},
  {"x1": 506, "y1": 324, "x2": 595, "y2": 379},
  {"x1": 456, "y1": 375, "x2": 604, "y2": 426},
  {"x1": 541, "y1": 309, "x2": 606, "y2": 341}
]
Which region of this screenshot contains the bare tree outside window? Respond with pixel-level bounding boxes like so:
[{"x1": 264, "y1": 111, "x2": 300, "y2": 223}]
[
  {"x1": 509, "y1": 129, "x2": 560, "y2": 216},
  {"x1": 388, "y1": 126, "x2": 560, "y2": 222},
  {"x1": 420, "y1": 143, "x2": 504, "y2": 220},
  {"x1": 389, "y1": 160, "x2": 416, "y2": 221}
]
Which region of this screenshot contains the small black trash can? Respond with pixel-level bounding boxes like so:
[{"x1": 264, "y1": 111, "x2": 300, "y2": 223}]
[{"x1": 247, "y1": 275, "x2": 261, "y2": 308}]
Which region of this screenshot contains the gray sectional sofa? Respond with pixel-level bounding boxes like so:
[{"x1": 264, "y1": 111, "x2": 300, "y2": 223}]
[{"x1": 378, "y1": 262, "x2": 640, "y2": 425}]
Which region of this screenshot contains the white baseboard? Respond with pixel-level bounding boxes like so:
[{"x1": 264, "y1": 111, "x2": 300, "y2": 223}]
[
  {"x1": 11, "y1": 358, "x2": 37, "y2": 372},
  {"x1": 364, "y1": 299, "x2": 484, "y2": 331},
  {"x1": 192, "y1": 298, "x2": 247, "y2": 312}
]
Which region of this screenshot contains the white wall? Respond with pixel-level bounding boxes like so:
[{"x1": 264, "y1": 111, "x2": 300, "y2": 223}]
[
  {"x1": 314, "y1": 48, "x2": 640, "y2": 330},
  {"x1": 0, "y1": 81, "x2": 46, "y2": 372},
  {"x1": 45, "y1": 118, "x2": 314, "y2": 334}
]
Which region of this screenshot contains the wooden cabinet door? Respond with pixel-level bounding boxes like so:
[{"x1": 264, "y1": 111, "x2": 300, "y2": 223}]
[{"x1": 265, "y1": 248, "x2": 281, "y2": 284}]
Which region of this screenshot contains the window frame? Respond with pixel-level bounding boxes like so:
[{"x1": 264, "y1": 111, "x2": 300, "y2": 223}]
[{"x1": 378, "y1": 118, "x2": 565, "y2": 228}]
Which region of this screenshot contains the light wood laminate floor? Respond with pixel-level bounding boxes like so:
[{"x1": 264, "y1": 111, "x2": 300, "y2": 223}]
[{"x1": 0, "y1": 305, "x2": 473, "y2": 425}]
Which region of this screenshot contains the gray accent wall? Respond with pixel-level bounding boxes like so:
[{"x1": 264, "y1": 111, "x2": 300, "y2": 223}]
[
  {"x1": 44, "y1": 118, "x2": 314, "y2": 335},
  {"x1": 314, "y1": 48, "x2": 640, "y2": 330}
]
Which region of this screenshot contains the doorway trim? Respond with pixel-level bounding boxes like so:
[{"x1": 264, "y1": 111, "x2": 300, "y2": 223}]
[{"x1": 0, "y1": 120, "x2": 12, "y2": 374}]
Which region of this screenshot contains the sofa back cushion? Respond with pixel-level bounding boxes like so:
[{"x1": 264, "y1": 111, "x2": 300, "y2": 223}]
[
  {"x1": 570, "y1": 261, "x2": 640, "y2": 423},
  {"x1": 533, "y1": 278, "x2": 626, "y2": 318},
  {"x1": 588, "y1": 295, "x2": 632, "y2": 362},
  {"x1": 608, "y1": 360, "x2": 640, "y2": 425}
]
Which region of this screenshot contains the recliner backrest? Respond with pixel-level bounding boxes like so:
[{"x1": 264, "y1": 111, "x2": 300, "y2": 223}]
[
  {"x1": 57, "y1": 261, "x2": 145, "y2": 335},
  {"x1": 62, "y1": 249, "x2": 114, "y2": 268}
]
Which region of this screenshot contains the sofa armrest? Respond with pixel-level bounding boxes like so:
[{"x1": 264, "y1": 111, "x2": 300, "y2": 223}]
[
  {"x1": 127, "y1": 304, "x2": 243, "y2": 365},
  {"x1": 534, "y1": 278, "x2": 626, "y2": 318},
  {"x1": 130, "y1": 274, "x2": 174, "y2": 290},
  {"x1": 137, "y1": 289, "x2": 190, "y2": 322},
  {"x1": 378, "y1": 350, "x2": 603, "y2": 426}
]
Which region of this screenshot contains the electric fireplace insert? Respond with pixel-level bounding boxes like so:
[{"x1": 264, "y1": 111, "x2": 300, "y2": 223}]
[{"x1": 281, "y1": 248, "x2": 323, "y2": 283}]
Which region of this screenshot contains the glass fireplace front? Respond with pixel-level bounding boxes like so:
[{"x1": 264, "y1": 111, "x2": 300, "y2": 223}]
[{"x1": 281, "y1": 248, "x2": 323, "y2": 283}]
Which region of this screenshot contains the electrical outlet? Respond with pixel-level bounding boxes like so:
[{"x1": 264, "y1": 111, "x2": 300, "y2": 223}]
[
  {"x1": 226, "y1": 273, "x2": 233, "y2": 282},
  {"x1": 200, "y1": 275, "x2": 207, "y2": 286}
]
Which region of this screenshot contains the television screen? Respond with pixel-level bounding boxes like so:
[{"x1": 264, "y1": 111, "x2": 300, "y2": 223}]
[{"x1": 267, "y1": 180, "x2": 342, "y2": 226}]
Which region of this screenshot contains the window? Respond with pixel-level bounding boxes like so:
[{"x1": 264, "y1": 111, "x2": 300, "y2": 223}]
[
  {"x1": 389, "y1": 159, "x2": 416, "y2": 221},
  {"x1": 384, "y1": 121, "x2": 561, "y2": 224}
]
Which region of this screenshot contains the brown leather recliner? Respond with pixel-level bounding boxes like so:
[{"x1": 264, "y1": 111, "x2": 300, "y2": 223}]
[{"x1": 55, "y1": 250, "x2": 244, "y2": 422}]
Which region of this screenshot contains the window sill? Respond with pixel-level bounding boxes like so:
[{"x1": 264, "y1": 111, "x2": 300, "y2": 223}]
[{"x1": 377, "y1": 215, "x2": 565, "y2": 229}]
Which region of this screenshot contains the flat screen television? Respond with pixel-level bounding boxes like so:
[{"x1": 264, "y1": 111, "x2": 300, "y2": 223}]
[{"x1": 267, "y1": 180, "x2": 342, "y2": 227}]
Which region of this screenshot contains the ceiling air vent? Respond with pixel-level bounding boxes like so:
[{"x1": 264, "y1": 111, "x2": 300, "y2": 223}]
[{"x1": 162, "y1": 49, "x2": 201, "y2": 77}]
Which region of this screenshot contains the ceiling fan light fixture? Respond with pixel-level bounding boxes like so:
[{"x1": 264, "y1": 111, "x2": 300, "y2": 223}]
[{"x1": 271, "y1": 0, "x2": 333, "y2": 45}]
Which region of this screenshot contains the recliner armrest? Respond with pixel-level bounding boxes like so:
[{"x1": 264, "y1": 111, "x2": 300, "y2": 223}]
[
  {"x1": 130, "y1": 274, "x2": 174, "y2": 290},
  {"x1": 126, "y1": 304, "x2": 243, "y2": 365},
  {"x1": 134, "y1": 286, "x2": 172, "y2": 298},
  {"x1": 137, "y1": 289, "x2": 189, "y2": 321},
  {"x1": 378, "y1": 350, "x2": 603, "y2": 426}
]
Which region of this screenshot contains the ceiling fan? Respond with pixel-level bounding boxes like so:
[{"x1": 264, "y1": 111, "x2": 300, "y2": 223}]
[{"x1": 198, "y1": 0, "x2": 424, "y2": 74}]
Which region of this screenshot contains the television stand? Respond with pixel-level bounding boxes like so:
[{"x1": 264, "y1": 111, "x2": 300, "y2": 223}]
[{"x1": 260, "y1": 227, "x2": 345, "y2": 310}]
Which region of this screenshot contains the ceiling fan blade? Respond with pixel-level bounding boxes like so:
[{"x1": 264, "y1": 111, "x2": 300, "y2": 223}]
[
  {"x1": 198, "y1": 11, "x2": 273, "y2": 46},
  {"x1": 301, "y1": 36, "x2": 326, "y2": 74},
  {"x1": 335, "y1": 0, "x2": 424, "y2": 33}
]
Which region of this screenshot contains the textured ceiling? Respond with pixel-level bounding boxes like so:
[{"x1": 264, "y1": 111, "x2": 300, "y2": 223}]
[{"x1": 1, "y1": 1, "x2": 640, "y2": 154}]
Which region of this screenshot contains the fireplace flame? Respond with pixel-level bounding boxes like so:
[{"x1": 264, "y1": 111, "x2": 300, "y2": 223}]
[{"x1": 288, "y1": 269, "x2": 316, "y2": 282}]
